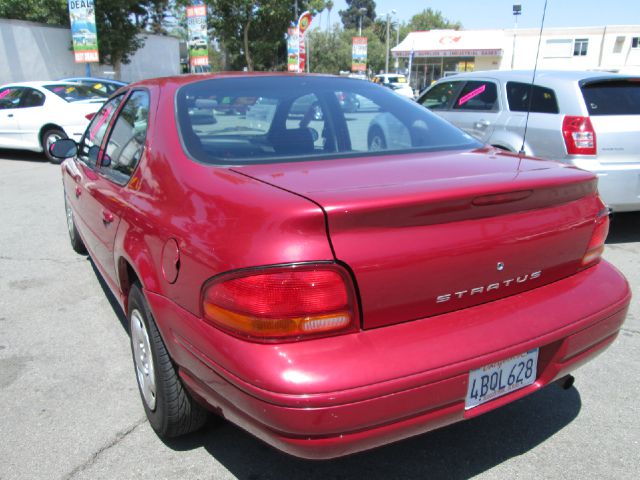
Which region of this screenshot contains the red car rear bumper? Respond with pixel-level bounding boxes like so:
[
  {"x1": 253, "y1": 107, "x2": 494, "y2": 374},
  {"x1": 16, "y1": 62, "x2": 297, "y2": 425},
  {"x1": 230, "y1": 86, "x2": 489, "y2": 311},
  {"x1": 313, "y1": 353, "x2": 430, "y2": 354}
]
[{"x1": 146, "y1": 260, "x2": 630, "y2": 459}]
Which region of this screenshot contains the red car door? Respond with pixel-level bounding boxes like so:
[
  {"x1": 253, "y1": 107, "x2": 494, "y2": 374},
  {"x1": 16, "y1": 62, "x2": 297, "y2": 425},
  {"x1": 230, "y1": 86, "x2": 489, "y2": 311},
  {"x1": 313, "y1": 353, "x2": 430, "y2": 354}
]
[
  {"x1": 71, "y1": 90, "x2": 151, "y2": 288},
  {"x1": 64, "y1": 94, "x2": 125, "y2": 286}
]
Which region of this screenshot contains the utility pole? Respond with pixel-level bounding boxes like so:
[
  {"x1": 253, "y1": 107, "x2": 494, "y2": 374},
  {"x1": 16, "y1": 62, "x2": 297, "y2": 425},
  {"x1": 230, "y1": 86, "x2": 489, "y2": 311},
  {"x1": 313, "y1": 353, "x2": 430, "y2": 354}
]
[{"x1": 384, "y1": 10, "x2": 396, "y2": 74}]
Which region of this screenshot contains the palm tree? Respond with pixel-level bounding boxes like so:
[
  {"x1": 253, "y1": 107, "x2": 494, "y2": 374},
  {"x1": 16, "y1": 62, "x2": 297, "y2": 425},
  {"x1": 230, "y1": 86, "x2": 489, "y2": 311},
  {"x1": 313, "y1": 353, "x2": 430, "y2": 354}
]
[{"x1": 326, "y1": 0, "x2": 334, "y2": 31}]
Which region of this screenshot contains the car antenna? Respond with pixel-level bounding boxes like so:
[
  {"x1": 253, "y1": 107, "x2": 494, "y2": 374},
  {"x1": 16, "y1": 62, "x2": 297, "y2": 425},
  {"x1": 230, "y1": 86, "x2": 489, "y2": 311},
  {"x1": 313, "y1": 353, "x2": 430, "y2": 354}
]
[{"x1": 519, "y1": 0, "x2": 549, "y2": 155}]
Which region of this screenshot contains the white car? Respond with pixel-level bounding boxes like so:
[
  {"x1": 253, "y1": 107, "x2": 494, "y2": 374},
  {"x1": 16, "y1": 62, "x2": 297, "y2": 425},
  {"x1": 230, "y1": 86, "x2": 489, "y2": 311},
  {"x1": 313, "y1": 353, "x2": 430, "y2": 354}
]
[
  {"x1": 0, "y1": 81, "x2": 107, "y2": 162},
  {"x1": 373, "y1": 74, "x2": 415, "y2": 99}
]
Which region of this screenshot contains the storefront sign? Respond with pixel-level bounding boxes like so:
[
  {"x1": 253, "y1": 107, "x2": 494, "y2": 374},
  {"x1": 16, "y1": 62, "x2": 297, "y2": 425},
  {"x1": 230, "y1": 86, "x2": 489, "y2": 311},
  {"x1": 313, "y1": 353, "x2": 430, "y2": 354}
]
[
  {"x1": 68, "y1": 0, "x2": 99, "y2": 63},
  {"x1": 352, "y1": 37, "x2": 367, "y2": 72},
  {"x1": 393, "y1": 49, "x2": 503, "y2": 58},
  {"x1": 187, "y1": 5, "x2": 209, "y2": 67}
]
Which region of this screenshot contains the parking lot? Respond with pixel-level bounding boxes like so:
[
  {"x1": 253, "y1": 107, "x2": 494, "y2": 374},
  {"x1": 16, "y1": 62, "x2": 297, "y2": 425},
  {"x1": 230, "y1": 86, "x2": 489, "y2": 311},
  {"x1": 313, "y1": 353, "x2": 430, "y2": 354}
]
[{"x1": 0, "y1": 151, "x2": 638, "y2": 480}]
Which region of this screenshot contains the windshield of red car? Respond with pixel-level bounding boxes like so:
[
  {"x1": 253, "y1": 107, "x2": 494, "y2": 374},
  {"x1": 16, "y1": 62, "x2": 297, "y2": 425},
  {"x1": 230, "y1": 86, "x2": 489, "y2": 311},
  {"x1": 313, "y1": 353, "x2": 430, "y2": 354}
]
[
  {"x1": 175, "y1": 76, "x2": 481, "y2": 165},
  {"x1": 45, "y1": 84, "x2": 109, "y2": 102}
]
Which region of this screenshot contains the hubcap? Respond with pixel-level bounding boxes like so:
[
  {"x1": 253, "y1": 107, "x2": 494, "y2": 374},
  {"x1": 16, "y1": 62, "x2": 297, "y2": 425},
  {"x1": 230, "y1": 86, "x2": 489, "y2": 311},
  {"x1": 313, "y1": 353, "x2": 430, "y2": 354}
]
[
  {"x1": 370, "y1": 135, "x2": 384, "y2": 151},
  {"x1": 131, "y1": 309, "x2": 157, "y2": 410},
  {"x1": 45, "y1": 133, "x2": 62, "y2": 153}
]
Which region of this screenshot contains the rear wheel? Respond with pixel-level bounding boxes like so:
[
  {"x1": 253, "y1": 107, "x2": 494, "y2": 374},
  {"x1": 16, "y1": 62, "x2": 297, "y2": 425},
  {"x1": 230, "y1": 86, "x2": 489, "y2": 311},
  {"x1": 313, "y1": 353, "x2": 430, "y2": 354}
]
[
  {"x1": 42, "y1": 128, "x2": 67, "y2": 164},
  {"x1": 368, "y1": 126, "x2": 387, "y2": 151},
  {"x1": 64, "y1": 195, "x2": 87, "y2": 254},
  {"x1": 128, "y1": 284, "x2": 208, "y2": 438}
]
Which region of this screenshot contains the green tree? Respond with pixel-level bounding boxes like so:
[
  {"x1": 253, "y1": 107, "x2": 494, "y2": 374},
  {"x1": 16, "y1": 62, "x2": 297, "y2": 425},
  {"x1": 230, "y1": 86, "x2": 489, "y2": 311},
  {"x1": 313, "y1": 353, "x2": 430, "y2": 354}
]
[
  {"x1": 339, "y1": 0, "x2": 376, "y2": 30},
  {"x1": 400, "y1": 8, "x2": 461, "y2": 42},
  {"x1": 307, "y1": 26, "x2": 384, "y2": 75},
  {"x1": 0, "y1": 0, "x2": 70, "y2": 26},
  {"x1": 206, "y1": 0, "x2": 324, "y2": 72}
]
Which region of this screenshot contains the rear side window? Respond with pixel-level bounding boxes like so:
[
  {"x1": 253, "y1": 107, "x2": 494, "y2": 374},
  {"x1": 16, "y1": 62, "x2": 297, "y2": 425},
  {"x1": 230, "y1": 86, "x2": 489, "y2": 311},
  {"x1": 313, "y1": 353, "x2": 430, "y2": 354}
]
[
  {"x1": 506, "y1": 82, "x2": 559, "y2": 114},
  {"x1": 581, "y1": 80, "x2": 640, "y2": 115},
  {"x1": 452, "y1": 81, "x2": 499, "y2": 111},
  {"x1": 102, "y1": 90, "x2": 150, "y2": 184}
]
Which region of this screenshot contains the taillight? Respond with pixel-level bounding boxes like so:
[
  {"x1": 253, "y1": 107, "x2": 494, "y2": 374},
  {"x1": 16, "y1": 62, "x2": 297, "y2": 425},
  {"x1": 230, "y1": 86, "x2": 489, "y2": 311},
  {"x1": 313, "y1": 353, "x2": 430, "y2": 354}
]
[
  {"x1": 85, "y1": 112, "x2": 96, "y2": 121},
  {"x1": 562, "y1": 116, "x2": 596, "y2": 155},
  {"x1": 581, "y1": 208, "x2": 610, "y2": 267},
  {"x1": 202, "y1": 264, "x2": 357, "y2": 341}
]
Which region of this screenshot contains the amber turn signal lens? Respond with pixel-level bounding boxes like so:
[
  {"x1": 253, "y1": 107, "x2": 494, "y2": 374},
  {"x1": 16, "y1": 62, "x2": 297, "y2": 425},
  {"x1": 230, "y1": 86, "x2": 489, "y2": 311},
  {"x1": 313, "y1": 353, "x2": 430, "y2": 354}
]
[
  {"x1": 202, "y1": 264, "x2": 357, "y2": 341},
  {"x1": 581, "y1": 209, "x2": 610, "y2": 267}
]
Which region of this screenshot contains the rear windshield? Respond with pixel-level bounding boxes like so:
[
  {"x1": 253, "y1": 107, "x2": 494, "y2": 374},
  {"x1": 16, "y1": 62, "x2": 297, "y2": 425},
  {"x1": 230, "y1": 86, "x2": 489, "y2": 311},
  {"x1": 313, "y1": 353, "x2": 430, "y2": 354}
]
[
  {"x1": 581, "y1": 79, "x2": 640, "y2": 115},
  {"x1": 507, "y1": 81, "x2": 559, "y2": 114},
  {"x1": 45, "y1": 84, "x2": 108, "y2": 102},
  {"x1": 176, "y1": 76, "x2": 480, "y2": 165}
]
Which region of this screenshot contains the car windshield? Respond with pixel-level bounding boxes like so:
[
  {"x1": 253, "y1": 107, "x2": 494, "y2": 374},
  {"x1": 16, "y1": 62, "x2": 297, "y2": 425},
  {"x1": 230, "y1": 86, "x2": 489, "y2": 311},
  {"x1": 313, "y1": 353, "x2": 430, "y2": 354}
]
[
  {"x1": 44, "y1": 84, "x2": 108, "y2": 102},
  {"x1": 176, "y1": 76, "x2": 480, "y2": 165}
]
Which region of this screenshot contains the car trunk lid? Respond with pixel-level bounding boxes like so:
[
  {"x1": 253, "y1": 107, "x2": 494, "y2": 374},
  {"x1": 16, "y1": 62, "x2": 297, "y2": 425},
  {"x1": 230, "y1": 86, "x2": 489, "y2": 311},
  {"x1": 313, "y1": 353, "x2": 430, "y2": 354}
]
[{"x1": 234, "y1": 149, "x2": 602, "y2": 329}]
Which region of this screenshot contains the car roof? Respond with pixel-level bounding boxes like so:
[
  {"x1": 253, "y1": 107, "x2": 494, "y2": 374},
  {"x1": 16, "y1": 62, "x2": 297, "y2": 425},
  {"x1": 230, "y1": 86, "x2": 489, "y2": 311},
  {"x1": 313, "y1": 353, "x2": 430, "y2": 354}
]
[
  {"x1": 127, "y1": 72, "x2": 353, "y2": 89},
  {"x1": 438, "y1": 69, "x2": 637, "y2": 84},
  {"x1": 60, "y1": 77, "x2": 128, "y2": 85},
  {"x1": 0, "y1": 80, "x2": 84, "y2": 89}
]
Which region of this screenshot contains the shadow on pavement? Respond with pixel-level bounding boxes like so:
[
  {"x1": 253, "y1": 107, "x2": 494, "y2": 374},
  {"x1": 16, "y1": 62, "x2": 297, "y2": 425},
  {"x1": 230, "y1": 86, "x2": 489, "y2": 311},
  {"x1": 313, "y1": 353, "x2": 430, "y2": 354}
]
[
  {"x1": 87, "y1": 257, "x2": 129, "y2": 334},
  {"x1": 0, "y1": 148, "x2": 48, "y2": 163},
  {"x1": 165, "y1": 384, "x2": 581, "y2": 480},
  {"x1": 607, "y1": 212, "x2": 640, "y2": 244}
]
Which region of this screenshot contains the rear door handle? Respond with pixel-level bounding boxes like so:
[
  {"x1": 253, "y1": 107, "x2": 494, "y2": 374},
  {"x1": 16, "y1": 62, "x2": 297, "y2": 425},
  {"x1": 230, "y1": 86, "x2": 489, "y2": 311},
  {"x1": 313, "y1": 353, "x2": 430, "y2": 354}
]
[
  {"x1": 102, "y1": 210, "x2": 114, "y2": 224},
  {"x1": 7, "y1": 113, "x2": 13, "y2": 118},
  {"x1": 474, "y1": 120, "x2": 490, "y2": 129},
  {"x1": 75, "y1": 186, "x2": 82, "y2": 198}
]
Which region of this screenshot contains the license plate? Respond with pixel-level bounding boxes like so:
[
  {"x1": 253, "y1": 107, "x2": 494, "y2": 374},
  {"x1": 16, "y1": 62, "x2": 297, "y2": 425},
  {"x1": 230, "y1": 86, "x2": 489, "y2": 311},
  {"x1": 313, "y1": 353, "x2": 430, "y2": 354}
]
[{"x1": 465, "y1": 349, "x2": 539, "y2": 410}]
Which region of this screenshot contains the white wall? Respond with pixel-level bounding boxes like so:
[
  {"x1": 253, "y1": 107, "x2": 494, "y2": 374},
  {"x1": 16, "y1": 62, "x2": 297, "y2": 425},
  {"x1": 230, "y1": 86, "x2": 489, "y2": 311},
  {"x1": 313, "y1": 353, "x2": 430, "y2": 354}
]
[
  {"x1": 500, "y1": 25, "x2": 640, "y2": 72},
  {"x1": 0, "y1": 19, "x2": 181, "y2": 84}
]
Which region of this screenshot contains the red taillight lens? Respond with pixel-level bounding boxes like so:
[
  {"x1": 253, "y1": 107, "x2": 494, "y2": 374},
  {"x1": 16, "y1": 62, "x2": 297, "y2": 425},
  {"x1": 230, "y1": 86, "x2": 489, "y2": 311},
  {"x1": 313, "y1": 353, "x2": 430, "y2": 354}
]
[
  {"x1": 562, "y1": 115, "x2": 596, "y2": 155},
  {"x1": 581, "y1": 208, "x2": 610, "y2": 267},
  {"x1": 85, "y1": 112, "x2": 96, "y2": 121},
  {"x1": 202, "y1": 264, "x2": 357, "y2": 341}
]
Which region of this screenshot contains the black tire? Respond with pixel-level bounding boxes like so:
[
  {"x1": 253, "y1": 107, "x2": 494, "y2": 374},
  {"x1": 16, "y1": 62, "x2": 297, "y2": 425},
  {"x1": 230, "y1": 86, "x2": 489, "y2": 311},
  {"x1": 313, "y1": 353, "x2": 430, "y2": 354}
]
[
  {"x1": 42, "y1": 128, "x2": 67, "y2": 164},
  {"x1": 368, "y1": 126, "x2": 387, "y2": 151},
  {"x1": 128, "y1": 283, "x2": 208, "y2": 438},
  {"x1": 64, "y1": 195, "x2": 87, "y2": 254}
]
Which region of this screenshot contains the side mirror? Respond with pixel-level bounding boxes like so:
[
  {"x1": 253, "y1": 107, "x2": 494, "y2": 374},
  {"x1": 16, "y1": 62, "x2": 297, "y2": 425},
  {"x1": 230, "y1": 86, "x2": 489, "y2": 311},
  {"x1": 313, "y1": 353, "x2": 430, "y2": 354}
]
[{"x1": 49, "y1": 139, "x2": 78, "y2": 159}]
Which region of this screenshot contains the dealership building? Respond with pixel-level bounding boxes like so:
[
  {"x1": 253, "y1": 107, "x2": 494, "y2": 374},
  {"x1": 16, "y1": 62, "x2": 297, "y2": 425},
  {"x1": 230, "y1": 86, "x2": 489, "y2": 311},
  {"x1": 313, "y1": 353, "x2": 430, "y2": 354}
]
[{"x1": 392, "y1": 25, "x2": 640, "y2": 90}]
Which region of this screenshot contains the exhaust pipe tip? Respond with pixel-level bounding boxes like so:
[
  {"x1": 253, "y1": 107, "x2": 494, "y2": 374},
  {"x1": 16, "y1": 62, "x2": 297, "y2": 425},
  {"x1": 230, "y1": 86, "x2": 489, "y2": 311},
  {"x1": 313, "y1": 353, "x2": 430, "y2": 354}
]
[{"x1": 557, "y1": 374, "x2": 575, "y2": 390}]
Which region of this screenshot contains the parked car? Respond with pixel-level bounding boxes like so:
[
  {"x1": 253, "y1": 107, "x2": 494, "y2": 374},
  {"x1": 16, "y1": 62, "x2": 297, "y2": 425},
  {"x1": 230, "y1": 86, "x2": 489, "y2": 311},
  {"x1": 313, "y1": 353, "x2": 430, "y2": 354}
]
[
  {"x1": 188, "y1": 36, "x2": 208, "y2": 49},
  {"x1": 417, "y1": 70, "x2": 640, "y2": 212},
  {"x1": 0, "y1": 81, "x2": 108, "y2": 162},
  {"x1": 72, "y1": 28, "x2": 97, "y2": 46},
  {"x1": 51, "y1": 74, "x2": 630, "y2": 460},
  {"x1": 61, "y1": 77, "x2": 128, "y2": 95},
  {"x1": 373, "y1": 73, "x2": 415, "y2": 99}
]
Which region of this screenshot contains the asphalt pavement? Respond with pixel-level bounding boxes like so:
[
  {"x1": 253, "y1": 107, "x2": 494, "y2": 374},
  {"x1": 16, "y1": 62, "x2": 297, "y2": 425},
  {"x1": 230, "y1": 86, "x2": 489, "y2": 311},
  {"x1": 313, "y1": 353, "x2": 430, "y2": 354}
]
[{"x1": 0, "y1": 151, "x2": 638, "y2": 480}]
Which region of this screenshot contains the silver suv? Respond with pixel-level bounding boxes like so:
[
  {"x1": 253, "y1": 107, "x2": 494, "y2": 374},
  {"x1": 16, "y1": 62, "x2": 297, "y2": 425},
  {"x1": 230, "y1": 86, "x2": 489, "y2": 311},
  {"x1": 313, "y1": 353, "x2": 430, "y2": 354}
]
[{"x1": 418, "y1": 70, "x2": 640, "y2": 212}]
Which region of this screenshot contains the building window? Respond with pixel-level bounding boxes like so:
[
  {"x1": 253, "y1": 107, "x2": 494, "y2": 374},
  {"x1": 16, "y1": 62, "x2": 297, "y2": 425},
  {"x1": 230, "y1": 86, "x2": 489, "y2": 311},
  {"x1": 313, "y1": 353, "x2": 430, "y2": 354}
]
[
  {"x1": 573, "y1": 38, "x2": 588, "y2": 56},
  {"x1": 632, "y1": 37, "x2": 640, "y2": 49}
]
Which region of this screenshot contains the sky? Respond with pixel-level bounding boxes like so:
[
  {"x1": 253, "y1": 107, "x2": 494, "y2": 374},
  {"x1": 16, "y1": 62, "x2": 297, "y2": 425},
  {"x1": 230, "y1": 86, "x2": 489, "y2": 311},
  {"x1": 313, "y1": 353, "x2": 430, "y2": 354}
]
[{"x1": 317, "y1": 0, "x2": 639, "y2": 30}]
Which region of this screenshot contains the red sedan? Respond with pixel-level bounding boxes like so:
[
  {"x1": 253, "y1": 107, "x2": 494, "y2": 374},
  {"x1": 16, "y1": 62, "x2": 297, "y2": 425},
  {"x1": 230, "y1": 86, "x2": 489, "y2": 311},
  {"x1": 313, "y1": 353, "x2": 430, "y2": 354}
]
[{"x1": 51, "y1": 74, "x2": 630, "y2": 459}]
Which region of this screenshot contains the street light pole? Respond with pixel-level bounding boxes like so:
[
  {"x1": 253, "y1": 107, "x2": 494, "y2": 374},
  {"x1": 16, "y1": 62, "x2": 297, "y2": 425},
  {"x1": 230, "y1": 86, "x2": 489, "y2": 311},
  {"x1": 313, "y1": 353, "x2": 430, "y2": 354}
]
[
  {"x1": 384, "y1": 10, "x2": 396, "y2": 74},
  {"x1": 511, "y1": 4, "x2": 521, "y2": 69},
  {"x1": 358, "y1": 7, "x2": 367, "y2": 36}
]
